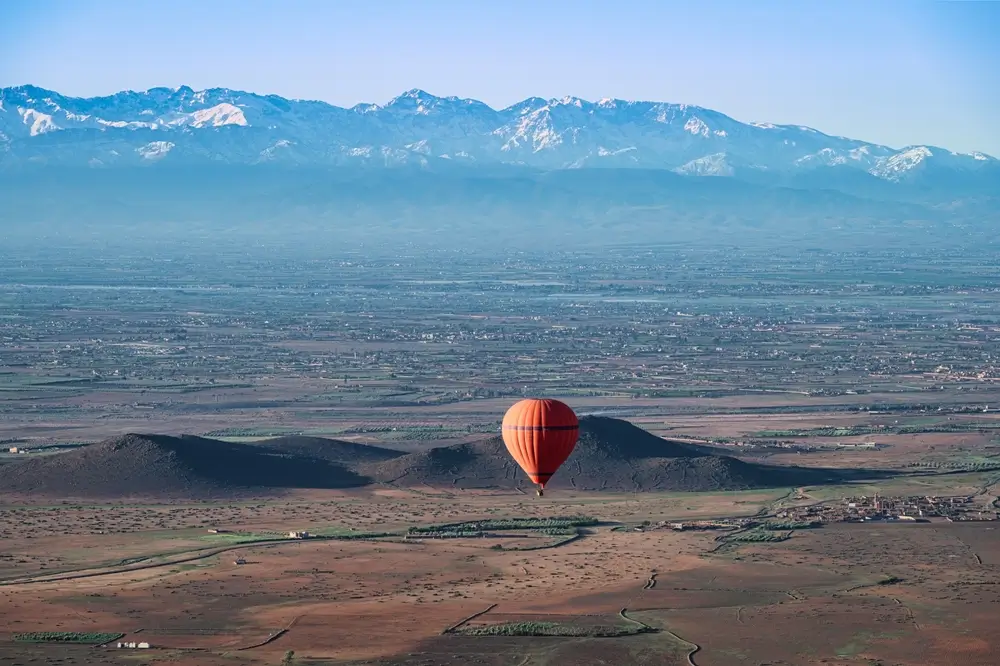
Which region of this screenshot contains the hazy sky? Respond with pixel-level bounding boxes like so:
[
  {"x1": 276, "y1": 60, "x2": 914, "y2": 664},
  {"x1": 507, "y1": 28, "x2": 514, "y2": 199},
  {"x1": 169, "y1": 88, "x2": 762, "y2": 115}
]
[{"x1": 2, "y1": 0, "x2": 998, "y2": 154}]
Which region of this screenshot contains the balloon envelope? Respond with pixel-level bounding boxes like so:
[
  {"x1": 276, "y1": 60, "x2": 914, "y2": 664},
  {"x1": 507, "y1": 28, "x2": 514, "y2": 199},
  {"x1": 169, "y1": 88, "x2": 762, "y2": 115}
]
[{"x1": 501, "y1": 398, "x2": 579, "y2": 489}]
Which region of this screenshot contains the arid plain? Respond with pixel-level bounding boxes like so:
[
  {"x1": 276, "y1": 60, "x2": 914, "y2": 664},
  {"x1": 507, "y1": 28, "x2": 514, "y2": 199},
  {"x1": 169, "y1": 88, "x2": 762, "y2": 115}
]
[
  {"x1": 4, "y1": 396, "x2": 1000, "y2": 666},
  {"x1": 3, "y1": 248, "x2": 1000, "y2": 665}
]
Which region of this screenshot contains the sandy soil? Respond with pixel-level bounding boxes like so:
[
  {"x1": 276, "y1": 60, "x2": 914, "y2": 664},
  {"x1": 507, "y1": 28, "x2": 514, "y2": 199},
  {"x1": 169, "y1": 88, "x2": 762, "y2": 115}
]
[{"x1": 1, "y1": 488, "x2": 999, "y2": 666}]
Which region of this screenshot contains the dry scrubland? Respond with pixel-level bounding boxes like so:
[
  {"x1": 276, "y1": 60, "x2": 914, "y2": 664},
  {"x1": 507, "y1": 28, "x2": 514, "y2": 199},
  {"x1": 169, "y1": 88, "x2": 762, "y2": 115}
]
[
  {"x1": 3, "y1": 425, "x2": 1000, "y2": 666},
  {"x1": 2, "y1": 466, "x2": 1000, "y2": 665},
  {"x1": 3, "y1": 247, "x2": 1000, "y2": 664}
]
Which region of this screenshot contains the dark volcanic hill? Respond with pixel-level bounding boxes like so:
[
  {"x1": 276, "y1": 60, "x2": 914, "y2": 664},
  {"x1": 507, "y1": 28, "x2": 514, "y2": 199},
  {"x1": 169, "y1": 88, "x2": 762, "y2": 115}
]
[
  {"x1": 256, "y1": 435, "x2": 404, "y2": 465},
  {"x1": 0, "y1": 418, "x2": 883, "y2": 498},
  {"x1": 0, "y1": 433, "x2": 370, "y2": 498},
  {"x1": 362, "y1": 416, "x2": 852, "y2": 492}
]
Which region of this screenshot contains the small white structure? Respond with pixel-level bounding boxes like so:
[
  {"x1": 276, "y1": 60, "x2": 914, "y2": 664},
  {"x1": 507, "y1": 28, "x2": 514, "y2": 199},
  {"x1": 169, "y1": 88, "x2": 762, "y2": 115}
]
[
  {"x1": 8, "y1": 447, "x2": 18, "y2": 454},
  {"x1": 288, "y1": 531, "x2": 310, "y2": 539},
  {"x1": 137, "y1": 642, "x2": 150, "y2": 649}
]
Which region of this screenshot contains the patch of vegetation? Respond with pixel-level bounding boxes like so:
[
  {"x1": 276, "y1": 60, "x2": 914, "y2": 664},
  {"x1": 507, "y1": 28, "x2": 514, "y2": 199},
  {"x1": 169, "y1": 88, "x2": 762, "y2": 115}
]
[
  {"x1": 878, "y1": 575, "x2": 904, "y2": 585},
  {"x1": 203, "y1": 427, "x2": 302, "y2": 437},
  {"x1": 14, "y1": 632, "x2": 124, "y2": 644},
  {"x1": 409, "y1": 524, "x2": 580, "y2": 540},
  {"x1": 762, "y1": 520, "x2": 821, "y2": 530},
  {"x1": 408, "y1": 516, "x2": 597, "y2": 535},
  {"x1": 329, "y1": 531, "x2": 396, "y2": 540},
  {"x1": 906, "y1": 460, "x2": 1000, "y2": 472},
  {"x1": 454, "y1": 621, "x2": 654, "y2": 637},
  {"x1": 727, "y1": 528, "x2": 792, "y2": 543},
  {"x1": 406, "y1": 529, "x2": 485, "y2": 539},
  {"x1": 754, "y1": 421, "x2": 1000, "y2": 439}
]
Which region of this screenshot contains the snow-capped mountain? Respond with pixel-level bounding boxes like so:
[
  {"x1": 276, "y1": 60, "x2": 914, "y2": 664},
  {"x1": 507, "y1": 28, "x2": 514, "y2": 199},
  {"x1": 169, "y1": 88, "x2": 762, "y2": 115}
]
[{"x1": 0, "y1": 84, "x2": 995, "y2": 182}]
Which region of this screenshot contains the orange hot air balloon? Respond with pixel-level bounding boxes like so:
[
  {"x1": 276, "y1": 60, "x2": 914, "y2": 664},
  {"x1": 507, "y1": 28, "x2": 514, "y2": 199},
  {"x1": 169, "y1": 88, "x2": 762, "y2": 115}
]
[{"x1": 501, "y1": 398, "x2": 579, "y2": 497}]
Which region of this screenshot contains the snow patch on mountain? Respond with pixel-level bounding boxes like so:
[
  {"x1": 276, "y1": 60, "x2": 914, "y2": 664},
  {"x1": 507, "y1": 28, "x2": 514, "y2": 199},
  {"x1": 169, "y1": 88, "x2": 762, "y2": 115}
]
[
  {"x1": 136, "y1": 141, "x2": 174, "y2": 161},
  {"x1": 870, "y1": 146, "x2": 933, "y2": 180},
  {"x1": 674, "y1": 153, "x2": 734, "y2": 176},
  {"x1": 498, "y1": 108, "x2": 562, "y2": 153},
  {"x1": 653, "y1": 105, "x2": 678, "y2": 124},
  {"x1": 383, "y1": 89, "x2": 479, "y2": 116},
  {"x1": 258, "y1": 139, "x2": 293, "y2": 161},
  {"x1": 684, "y1": 117, "x2": 710, "y2": 137},
  {"x1": 405, "y1": 139, "x2": 431, "y2": 155},
  {"x1": 796, "y1": 148, "x2": 848, "y2": 167},
  {"x1": 552, "y1": 96, "x2": 585, "y2": 109},
  {"x1": 598, "y1": 146, "x2": 637, "y2": 157},
  {"x1": 183, "y1": 103, "x2": 248, "y2": 128},
  {"x1": 99, "y1": 119, "x2": 157, "y2": 130},
  {"x1": 21, "y1": 109, "x2": 59, "y2": 136}
]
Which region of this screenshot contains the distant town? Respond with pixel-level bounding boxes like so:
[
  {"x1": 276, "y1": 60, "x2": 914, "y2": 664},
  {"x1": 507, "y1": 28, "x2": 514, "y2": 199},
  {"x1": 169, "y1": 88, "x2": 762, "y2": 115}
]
[{"x1": 654, "y1": 493, "x2": 998, "y2": 534}]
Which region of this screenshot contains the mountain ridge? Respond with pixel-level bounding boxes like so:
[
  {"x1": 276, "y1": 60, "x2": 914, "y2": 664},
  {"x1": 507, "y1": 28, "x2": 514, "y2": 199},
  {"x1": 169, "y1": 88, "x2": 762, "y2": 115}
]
[{"x1": 1, "y1": 84, "x2": 995, "y2": 181}]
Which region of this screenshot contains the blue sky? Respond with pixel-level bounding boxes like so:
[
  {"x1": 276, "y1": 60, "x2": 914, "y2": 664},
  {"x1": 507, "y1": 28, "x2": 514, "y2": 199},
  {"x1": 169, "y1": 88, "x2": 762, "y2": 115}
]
[{"x1": 2, "y1": 0, "x2": 998, "y2": 154}]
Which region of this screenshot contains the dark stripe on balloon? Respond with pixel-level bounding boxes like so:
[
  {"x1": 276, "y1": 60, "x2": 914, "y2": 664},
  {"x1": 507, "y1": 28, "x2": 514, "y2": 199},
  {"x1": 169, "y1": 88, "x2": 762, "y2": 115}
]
[{"x1": 503, "y1": 425, "x2": 579, "y2": 431}]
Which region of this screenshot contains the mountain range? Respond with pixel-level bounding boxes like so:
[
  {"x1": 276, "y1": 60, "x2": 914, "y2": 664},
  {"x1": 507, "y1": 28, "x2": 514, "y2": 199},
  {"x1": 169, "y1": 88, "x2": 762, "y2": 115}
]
[
  {"x1": 2, "y1": 85, "x2": 998, "y2": 250},
  {"x1": 1, "y1": 85, "x2": 996, "y2": 182}
]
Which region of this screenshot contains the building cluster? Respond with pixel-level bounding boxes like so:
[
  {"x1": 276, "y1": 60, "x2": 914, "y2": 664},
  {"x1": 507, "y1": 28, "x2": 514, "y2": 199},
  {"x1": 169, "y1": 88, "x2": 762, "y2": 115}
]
[
  {"x1": 779, "y1": 494, "x2": 998, "y2": 523},
  {"x1": 648, "y1": 518, "x2": 754, "y2": 532}
]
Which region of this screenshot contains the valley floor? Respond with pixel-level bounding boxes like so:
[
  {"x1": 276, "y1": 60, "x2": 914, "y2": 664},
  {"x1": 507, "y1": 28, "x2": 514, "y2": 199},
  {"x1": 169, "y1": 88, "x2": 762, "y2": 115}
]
[{"x1": 2, "y1": 482, "x2": 999, "y2": 666}]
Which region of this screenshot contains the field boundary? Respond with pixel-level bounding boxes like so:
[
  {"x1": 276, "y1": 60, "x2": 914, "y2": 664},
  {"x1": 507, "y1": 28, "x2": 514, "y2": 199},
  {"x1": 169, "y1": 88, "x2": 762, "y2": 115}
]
[{"x1": 442, "y1": 604, "x2": 498, "y2": 634}]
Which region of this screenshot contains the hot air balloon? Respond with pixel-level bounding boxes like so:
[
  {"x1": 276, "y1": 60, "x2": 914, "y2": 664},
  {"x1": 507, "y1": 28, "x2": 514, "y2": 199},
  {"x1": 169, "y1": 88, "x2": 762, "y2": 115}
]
[{"x1": 501, "y1": 398, "x2": 579, "y2": 496}]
